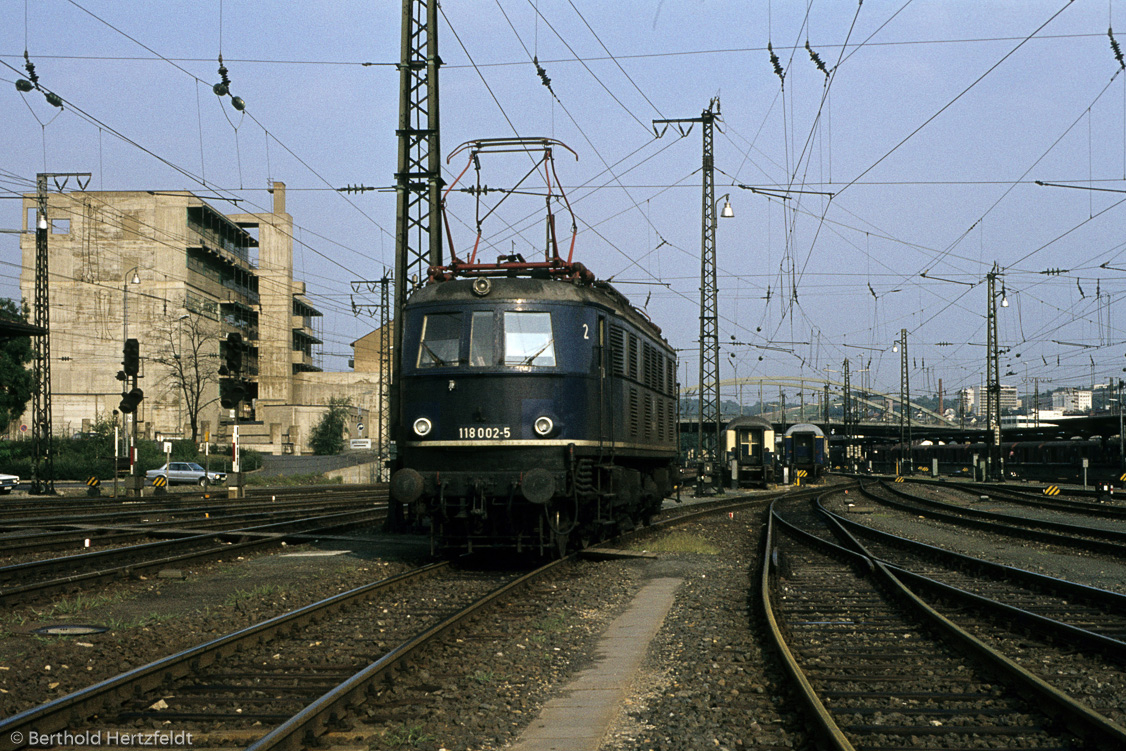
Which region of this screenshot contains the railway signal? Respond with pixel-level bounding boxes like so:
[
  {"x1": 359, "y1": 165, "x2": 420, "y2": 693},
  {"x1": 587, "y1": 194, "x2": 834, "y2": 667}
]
[
  {"x1": 220, "y1": 332, "x2": 243, "y2": 376},
  {"x1": 119, "y1": 386, "x2": 143, "y2": 414},
  {"x1": 219, "y1": 379, "x2": 246, "y2": 409},
  {"x1": 123, "y1": 338, "x2": 140, "y2": 376}
]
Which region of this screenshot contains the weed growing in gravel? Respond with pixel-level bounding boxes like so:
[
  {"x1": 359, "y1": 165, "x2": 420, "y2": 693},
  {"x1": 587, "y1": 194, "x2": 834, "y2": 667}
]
[
  {"x1": 535, "y1": 611, "x2": 570, "y2": 633},
  {"x1": 383, "y1": 723, "x2": 432, "y2": 747},
  {"x1": 470, "y1": 669, "x2": 494, "y2": 684},
  {"x1": 42, "y1": 591, "x2": 124, "y2": 617},
  {"x1": 629, "y1": 530, "x2": 719, "y2": 554},
  {"x1": 103, "y1": 612, "x2": 177, "y2": 631},
  {"x1": 222, "y1": 584, "x2": 283, "y2": 606}
]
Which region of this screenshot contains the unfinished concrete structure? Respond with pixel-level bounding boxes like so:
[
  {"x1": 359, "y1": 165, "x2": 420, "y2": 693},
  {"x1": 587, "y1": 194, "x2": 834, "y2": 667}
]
[{"x1": 16, "y1": 182, "x2": 383, "y2": 455}]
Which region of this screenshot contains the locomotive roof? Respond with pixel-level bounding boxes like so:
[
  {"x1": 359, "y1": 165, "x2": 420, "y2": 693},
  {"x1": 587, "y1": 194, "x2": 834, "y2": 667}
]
[{"x1": 409, "y1": 276, "x2": 669, "y2": 347}]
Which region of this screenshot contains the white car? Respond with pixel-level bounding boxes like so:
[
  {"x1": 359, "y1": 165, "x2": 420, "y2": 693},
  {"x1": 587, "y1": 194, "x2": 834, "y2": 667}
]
[
  {"x1": 145, "y1": 462, "x2": 226, "y2": 487},
  {"x1": 0, "y1": 472, "x2": 19, "y2": 494}
]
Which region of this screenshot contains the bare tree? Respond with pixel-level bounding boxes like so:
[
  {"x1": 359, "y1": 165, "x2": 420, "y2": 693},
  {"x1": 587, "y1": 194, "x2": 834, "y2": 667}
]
[{"x1": 150, "y1": 310, "x2": 221, "y2": 443}]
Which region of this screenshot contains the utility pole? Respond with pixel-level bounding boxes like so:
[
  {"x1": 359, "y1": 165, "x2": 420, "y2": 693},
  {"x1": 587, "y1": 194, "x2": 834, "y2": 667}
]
[
  {"x1": 897, "y1": 328, "x2": 910, "y2": 474},
  {"x1": 379, "y1": 273, "x2": 392, "y2": 482},
  {"x1": 654, "y1": 98, "x2": 723, "y2": 495},
  {"x1": 391, "y1": 0, "x2": 442, "y2": 520},
  {"x1": 349, "y1": 272, "x2": 394, "y2": 482},
  {"x1": 842, "y1": 359, "x2": 853, "y2": 463},
  {"x1": 30, "y1": 172, "x2": 90, "y2": 494},
  {"x1": 986, "y1": 264, "x2": 1004, "y2": 480}
]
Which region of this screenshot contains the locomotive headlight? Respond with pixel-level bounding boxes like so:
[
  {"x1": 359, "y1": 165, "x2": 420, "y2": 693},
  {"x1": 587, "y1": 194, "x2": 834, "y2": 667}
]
[
  {"x1": 413, "y1": 417, "x2": 432, "y2": 437},
  {"x1": 534, "y1": 416, "x2": 554, "y2": 436}
]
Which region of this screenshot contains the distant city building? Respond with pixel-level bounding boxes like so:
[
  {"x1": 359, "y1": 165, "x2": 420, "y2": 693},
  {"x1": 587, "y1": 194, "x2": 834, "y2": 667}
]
[
  {"x1": 999, "y1": 385, "x2": 1018, "y2": 412},
  {"x1": 958, "y1": 387, "x2": 975, "y2": 416},
  {"x1": 1052, "y1": 388, "x2": 1092, "y2": 412}
]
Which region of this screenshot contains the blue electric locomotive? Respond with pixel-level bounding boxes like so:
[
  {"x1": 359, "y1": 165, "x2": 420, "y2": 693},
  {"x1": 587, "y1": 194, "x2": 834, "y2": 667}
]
[{"x1": 389, "y1": 138, "x2": 678, "y2": 554}]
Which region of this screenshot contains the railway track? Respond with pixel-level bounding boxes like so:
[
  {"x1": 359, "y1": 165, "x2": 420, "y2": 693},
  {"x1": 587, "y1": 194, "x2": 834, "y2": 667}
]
[
  {"x1": 0, "y1": 495, "x2": 388, "y2": 559},
  {"x1": 764, "y1": 494, "x2": 1126, "y2": 750},
  {"x1": 0, "y1": 556, "x2": 562, "y2": 751},
  {"x1": 1, "y1": 482, "x2": 826, "y2": 750},
  {"x1": 861, "y1": 480, "x2": 1126, "y2": 555},
  {"x1": 0, "y1": 507, "x2": 386, "y2": 607}
]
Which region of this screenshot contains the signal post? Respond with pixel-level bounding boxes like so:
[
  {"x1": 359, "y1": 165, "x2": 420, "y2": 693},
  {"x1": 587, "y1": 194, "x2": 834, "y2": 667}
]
[{"x1": 220, "y1": 332, "x2": 246, "y2": 498}]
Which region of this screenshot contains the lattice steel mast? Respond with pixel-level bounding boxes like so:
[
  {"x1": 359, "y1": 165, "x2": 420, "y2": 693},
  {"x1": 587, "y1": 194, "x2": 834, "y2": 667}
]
[
  {"x1": 30, "y1": 172, "x2": 90, "y2": 494},
  {"x1": 392, "y1": 0, "x2": 442, "y2": 455},
  {"x1": 654, "y1": 99, "x2": 721, "y2": 493}
]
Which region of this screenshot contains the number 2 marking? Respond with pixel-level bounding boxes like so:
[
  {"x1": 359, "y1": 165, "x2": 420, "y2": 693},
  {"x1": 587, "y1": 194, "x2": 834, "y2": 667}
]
[{"x1": 581, "y1": 323, "x2": 589, "y2": 339}]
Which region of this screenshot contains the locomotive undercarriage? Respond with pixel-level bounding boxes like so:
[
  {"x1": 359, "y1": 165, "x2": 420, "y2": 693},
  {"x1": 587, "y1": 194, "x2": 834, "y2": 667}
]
[{"x1": 405, "y1": 452, "x2": 671, "y2": 556}]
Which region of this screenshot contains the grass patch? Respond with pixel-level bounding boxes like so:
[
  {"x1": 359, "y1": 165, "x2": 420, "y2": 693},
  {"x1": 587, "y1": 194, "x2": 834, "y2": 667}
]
[
  {"x1": 629, "y1": 530, "x2": 719, "y2": 555},
  {"x1": 383, "y1": 723, "x2": 433, "y2": 748},
  {"x1": 222, "y1": 584, "x2": 283, "y2": 606},
  {"x1": 41, "y1": 591, "x2": 124, "y2": 617},
  {"x1": 470, "y1": 669, "x2": 494, "y2": 684}
]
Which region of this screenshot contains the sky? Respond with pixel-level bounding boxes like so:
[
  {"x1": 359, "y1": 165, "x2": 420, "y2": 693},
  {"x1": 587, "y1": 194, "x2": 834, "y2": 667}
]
[{"x1": 3, "y1": 1, "x2": 1126, "y2": 408}]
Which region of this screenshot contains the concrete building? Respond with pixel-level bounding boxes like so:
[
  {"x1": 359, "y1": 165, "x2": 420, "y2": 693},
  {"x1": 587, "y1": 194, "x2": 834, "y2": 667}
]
[
  {"x1": 958, "y1": 387, "x2": 975, "y2": 416},
  {"x1": 1052, "y1": 388, "x2": 1092, "y2": 412},
  {"x1": 999, "y1": 384, "x2": 1019, "y2": 413},
  {"x1": 16, "y1": 183, "x2": 384, "y2": 455}
]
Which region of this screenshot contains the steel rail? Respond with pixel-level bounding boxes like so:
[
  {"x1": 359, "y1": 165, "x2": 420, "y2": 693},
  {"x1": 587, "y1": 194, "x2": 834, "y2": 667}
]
[
  {"x1": 0, "y1": 499, "x2": 385, "y2": 556},
  {"x1": 0, "y1": 562, "x2": 449, "y2": 751},
  {"x1": 908, "y1": 477, "x2": 1126, "y2": 519},
  {"x1": 821, "y1": 497, "x2": 1126, "y2": 611},
  {"x1": 760, "y1": 501, "x2": 856, "y2": 751},
  {"x1": 771, "y1": 496, "x2": 1126, "y2": 748},
  {"x1": 242, "y1": 485, "x2": 834, "y2": 750},
  {"x1": 244, "y1": 557, "x2": 567, "y2": 751},
  {"x1": 0, "y1": 508, "x2": 385, "y2": 607},
  {"x1": 865, "y1": 481, "x2": 1126, "y2": 554}
]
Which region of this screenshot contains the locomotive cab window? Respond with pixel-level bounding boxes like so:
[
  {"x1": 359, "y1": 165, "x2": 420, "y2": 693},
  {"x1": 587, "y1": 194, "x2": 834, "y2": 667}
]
[
  {"x1": 417, "y1": 312, "x2": 463, "y2": 368},
  {"x1": 469, "y1": 311, "x2": 497, "y2": 366},
  {"x1": 504, "y1": 311, "x2": 555, "y2": 366}
]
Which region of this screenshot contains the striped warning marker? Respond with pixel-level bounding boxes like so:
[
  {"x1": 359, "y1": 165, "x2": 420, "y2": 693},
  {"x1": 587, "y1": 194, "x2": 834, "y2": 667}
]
[
  {"x1": 152, "y1": 475, "x2": 168, "y2": 488},
  {"x1": 1043, "y1": 485, "x2": 1060, "y2": 496},
  {"x1": 894, "y1": 476, "x2": 905, "y2": 483},
  {"x1": 795, "y1": 469, "x2": 808, "y2": 478},
  {"x1": 1119, "y1": 473, "x2": 1126, "y2": 483},
  {"x1": 85, "y1": 476, "x2": 100, "y2": 488}
]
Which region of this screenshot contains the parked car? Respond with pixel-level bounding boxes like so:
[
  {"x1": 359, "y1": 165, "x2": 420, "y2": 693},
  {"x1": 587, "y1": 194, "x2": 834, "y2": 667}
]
[
  {"x1": 145, "y1": 462, "x2": 226, "y2": 487},
  {"x1": 0, "y1": 472, "x2": 19, "y2": 494}
]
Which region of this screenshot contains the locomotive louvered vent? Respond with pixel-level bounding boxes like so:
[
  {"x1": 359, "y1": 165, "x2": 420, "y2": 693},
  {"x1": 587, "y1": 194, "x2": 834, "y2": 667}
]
[
  {"x1": 609, "y1": 325, "x2": 626, "y2": 376},
  {"x1": 666, "y1": 358, "x2": 676, "y2": 396},
  {"x1": 628, "y1": 334, "x2": 639, "y2": 380},
  {"x1": 666, "y1": 399, "x2": 675, "y2": 441},
  {"x1": 629, "y1": 387, "x2": 639, "y2": 438},
  {"x1": 656, "y1": 353, "x2": 665, "y2": 394},
  {"x1": 644, "y1": 394, "x2": 653, "y2": 441},
  {"x1": 643, "y1": 344, "x2": 656, "y2": 390}
]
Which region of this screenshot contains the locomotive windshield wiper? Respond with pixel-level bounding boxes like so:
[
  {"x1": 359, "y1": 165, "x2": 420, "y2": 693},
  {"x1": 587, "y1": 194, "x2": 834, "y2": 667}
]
[
  {"x1": 420, "y1": 341, "x2": 449, "y2": 366},
  {"x1": 521, "y1": 338, "x2": 554, "y2": 365}
]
